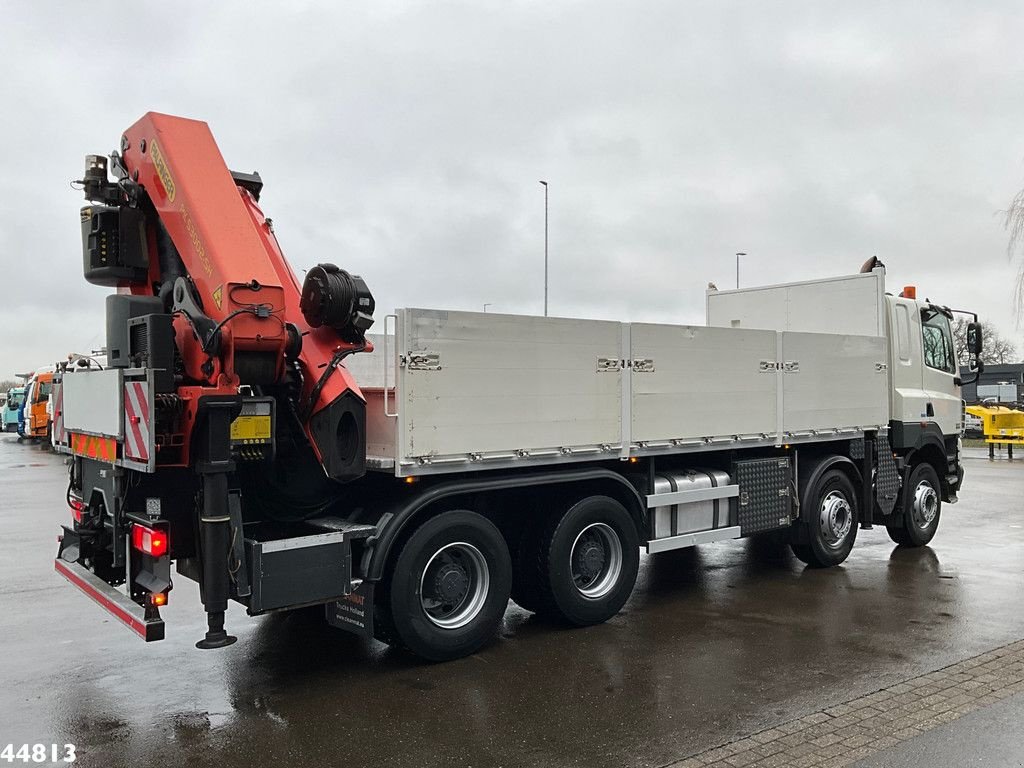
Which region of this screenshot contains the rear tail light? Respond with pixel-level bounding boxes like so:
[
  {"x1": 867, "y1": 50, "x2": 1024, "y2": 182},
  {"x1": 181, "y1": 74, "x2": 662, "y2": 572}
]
[
  {"x1": 69, "y1": 497, "x2": 85, "y2": 524},
  {"x1": 132, "y1": 524, "x2": 168, "y2": 558},
  {"x1": 149, "y1": 591, "x2": 168, "y2": 607}
]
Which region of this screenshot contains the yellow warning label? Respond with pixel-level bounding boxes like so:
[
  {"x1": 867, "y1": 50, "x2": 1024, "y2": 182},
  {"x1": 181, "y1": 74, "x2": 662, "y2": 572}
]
[
  {"x1": 150, "y1": 139, "x2": 176, "y2": 203},
  {"x1": 212, "y1": 284, "x2": 223, "y2": 310},
  {"x1": 230, "y1": 415, "x2": 271, "y2": 442}
]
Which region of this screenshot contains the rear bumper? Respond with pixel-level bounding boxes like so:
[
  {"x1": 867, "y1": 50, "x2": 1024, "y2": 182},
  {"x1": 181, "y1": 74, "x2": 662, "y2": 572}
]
[{"x1": 54, "y1": 558, "x2": 165, "y2": 642}]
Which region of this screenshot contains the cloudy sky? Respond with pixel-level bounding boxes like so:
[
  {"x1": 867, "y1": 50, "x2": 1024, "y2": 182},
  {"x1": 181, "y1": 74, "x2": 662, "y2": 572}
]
[{"x1": 2, "y1": 0, "x2": 1023, "y2": 377}]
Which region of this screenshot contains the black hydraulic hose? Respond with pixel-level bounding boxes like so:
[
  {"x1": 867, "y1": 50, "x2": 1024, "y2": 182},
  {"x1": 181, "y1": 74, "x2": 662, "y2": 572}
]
[
  {"x1": 301, "y1": 342, "x2": 365, "y2": 422},
  {"x1": 200, "y1": 308, "x2": 255, "y2": 352},
  {"x1": 65, "y1": 468, "x2": 76, "y2": 510}
]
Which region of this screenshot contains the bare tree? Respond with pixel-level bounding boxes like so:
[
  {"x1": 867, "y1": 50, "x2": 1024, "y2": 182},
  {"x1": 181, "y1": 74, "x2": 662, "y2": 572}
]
[
  {"x1": 0, "y1": 379, "x2": 21, "y2": 393},
  {"x1": 1004, "y1": 189, "x2": 1024, "y2": 321},
  {"x1": 951, "y1": 318, "x2": 1019, "y2": 365}
]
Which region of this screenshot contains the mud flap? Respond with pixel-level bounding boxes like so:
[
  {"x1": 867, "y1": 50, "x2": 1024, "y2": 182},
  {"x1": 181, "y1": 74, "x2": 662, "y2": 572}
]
[{"x1": 326, "y1": 581, "x2": 374, "y2": 639}]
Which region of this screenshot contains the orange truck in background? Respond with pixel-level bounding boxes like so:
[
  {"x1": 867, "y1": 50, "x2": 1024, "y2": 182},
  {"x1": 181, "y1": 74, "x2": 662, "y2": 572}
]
[{"x1": 24, "y1": 368, "x2": 55, "y2": 441}]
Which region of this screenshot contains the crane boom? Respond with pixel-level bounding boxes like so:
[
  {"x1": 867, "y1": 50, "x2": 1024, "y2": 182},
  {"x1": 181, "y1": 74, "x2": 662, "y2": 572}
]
[{"x1": 82, "y1": 112, "x2": 374, "y2": 482}]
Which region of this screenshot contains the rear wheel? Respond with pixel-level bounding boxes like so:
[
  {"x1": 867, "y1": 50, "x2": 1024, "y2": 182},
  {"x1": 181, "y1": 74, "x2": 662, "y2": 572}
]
[
  {"x1": 887, "y1": 463, "x2": 941, "y2": 547},
  {"x1": 791, "y1": 468, "x2": 859, "y2": 568},
  {"x1": 375, "y1": 510, "x2": 512, "y2": 661},
  {"x1": 520, "y1": 495, "x2": 639, "y2": 625}
]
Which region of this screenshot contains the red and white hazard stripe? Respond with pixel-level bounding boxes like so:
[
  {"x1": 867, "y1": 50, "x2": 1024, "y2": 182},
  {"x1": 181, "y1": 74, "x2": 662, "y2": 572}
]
[{"x1": 123, "y1": 381, "x2": 151, "y2": 462}]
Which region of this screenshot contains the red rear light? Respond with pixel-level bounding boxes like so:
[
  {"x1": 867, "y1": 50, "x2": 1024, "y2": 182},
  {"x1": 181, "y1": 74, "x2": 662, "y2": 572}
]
[
  {"x1": 132, "y1": 524, "x2": 169, "y2": 558},
  {"x1": 70, "y1": 498, "x2": 85, "y2": 524}
]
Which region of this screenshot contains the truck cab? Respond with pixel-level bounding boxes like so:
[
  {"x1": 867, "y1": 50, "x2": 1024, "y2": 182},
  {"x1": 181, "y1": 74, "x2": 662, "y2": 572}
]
[
  {"x1": 885, "y1": 292, "x2": 963, "y2": 500},
  {"x1": 2, "y1": 387, "x2": 25, "y2": 432},
  {"x1": 17, "y1": 378, "x2": 33, "y2": 438},
  {"x1": 704, "y1": 262, "x2": 971, "y2": 507},
  {"x1": 24, "y1": 369, "x2": 55, "y2": 441}
]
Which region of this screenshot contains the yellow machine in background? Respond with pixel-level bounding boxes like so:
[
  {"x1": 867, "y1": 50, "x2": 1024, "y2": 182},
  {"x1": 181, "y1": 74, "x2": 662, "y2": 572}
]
[{"x1": 965, "y1": 404, "x2": 1024, "y2": 460}]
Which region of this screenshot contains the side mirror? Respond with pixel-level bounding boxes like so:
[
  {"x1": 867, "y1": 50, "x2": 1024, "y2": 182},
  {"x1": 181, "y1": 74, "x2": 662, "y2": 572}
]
[
  {"x1": 967, "y1": 322, "x2": 983, "y2": 356},
  {"x1": 958, "y1": 320, "x2": 984, "y2": 387}
]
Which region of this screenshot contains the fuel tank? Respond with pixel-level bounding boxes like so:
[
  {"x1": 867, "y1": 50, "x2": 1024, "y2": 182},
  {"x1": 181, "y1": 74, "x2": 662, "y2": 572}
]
[{"x1": 651, "y1": 469, "x2": 732, "y2": 538}]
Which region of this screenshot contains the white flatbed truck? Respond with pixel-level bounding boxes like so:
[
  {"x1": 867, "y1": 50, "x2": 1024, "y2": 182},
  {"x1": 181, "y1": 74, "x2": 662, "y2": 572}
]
[
  {"x1": 56, "y1": 259, "x2": 981, "y2": 661},
  {"x1": 55, "y1": 117, "x2": 983, "y2": 661}
]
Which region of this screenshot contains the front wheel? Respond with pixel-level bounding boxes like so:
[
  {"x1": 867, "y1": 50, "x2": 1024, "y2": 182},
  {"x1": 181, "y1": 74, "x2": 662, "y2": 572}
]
[
  {"x1": 520, "y1": 495, "x2": 640, "y2": 626},
  {"x1": 376, "y1": 510, "x2": 512, "y2": 661},
  {"x1": 887, "y1": 463, "x2": 941, "y2": 547},
  {"x1": 791, "y1": 468, "x2": 859, "y2": 568}
]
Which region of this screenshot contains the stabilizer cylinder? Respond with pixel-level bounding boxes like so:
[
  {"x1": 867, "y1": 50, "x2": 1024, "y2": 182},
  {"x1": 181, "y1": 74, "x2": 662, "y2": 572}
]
[
  {"x1": 194, "y1": 399, "x2": 240, "y2": 649},
  {"x1": 196, "y1": 476, "x2": 236, "y2": 649}
]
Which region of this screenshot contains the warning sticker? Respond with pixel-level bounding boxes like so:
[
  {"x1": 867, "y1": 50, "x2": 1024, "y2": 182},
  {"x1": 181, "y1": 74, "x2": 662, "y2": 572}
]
[
  {"x1": 150, "y1": 140, "x2": 176, "y2": 203},
  {"x1": 230, "y1": 415, "x2": 271, "y2": 441},
  {"x1": 212, "y1": 284, "x2": 223, "y2": 310}
]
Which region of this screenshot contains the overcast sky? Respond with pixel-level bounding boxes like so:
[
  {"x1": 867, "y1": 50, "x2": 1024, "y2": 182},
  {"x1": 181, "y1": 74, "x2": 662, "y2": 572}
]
[{"x1": 1, "y1": 1, "x2": 1023, "y2": 377}]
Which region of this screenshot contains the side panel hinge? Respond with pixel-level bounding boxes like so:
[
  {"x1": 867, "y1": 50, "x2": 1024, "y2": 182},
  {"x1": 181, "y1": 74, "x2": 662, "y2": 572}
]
[{"x1": 402, "y1": 353, "x2": 441, "y2": 371}]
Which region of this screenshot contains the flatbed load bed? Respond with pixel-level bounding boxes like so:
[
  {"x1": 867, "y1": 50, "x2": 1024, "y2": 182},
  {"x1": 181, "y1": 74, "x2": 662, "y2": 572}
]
[{"x1": 352, "y1": 308, "x2": 890, "y2": 477}]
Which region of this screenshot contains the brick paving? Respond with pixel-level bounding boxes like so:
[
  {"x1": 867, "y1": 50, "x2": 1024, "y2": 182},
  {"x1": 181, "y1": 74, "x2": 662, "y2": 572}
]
[{"x1": 666, "y1": 638, "x2": 1024, "y2": 768}]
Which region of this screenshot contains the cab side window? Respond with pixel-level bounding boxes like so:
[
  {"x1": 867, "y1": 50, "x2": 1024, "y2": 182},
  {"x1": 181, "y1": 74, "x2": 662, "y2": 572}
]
[{"x1": 921, "y1": 310, "x2": 955, "y2": 374}]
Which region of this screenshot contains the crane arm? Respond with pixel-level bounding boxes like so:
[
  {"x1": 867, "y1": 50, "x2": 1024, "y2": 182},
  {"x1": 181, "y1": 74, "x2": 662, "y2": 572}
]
[{"x1": 79, "y1": 112, "x2": 374, "y2": 481}]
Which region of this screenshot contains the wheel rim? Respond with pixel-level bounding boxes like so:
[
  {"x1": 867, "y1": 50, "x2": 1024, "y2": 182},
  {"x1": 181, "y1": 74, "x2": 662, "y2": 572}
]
[
  {"x1": 819, "y1": 491, "x2": 853, "y2": 549},
  {"x1": 570, "y1": 523, "x2": 623, "y2": 599},
  {"x1": 419, "y1": 542, "x2": 490, "y2": 630},
  {"x1": 911, "y1": 481, "x2": 939, "y2": 530}
]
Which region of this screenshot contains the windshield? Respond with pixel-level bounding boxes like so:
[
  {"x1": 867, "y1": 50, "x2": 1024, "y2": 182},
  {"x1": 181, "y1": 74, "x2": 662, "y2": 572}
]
[{"x1": 921, "y1": 309, "x2": 956, "y2": 374}]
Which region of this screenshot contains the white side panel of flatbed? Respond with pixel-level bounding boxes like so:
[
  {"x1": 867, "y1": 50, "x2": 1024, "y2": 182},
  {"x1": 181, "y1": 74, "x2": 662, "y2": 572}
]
[
  {"x1": 630, "y1": 324, "x2": 777, "y2": 443},
  {"x1": 780, "y1": 332, "x2": 890, "y2": 435},
  {"x1": 364, "y1": 390, "x2": 397, "y2": 463},
  {"x1": 706, "y1": 269, "x2": 886, "y2": 337},
  {"x1": 343, "y1": 332, "x2": 390, "y2": 390},
  {"x1": 398, "y1": 309, "x2": 622, "y2": 461},
  {"x1": 364, "y1": 303, "x2": 892, "y2": 476},
  {"x1": 341, "y1": 333, "x2": 397, "y2": 465}
]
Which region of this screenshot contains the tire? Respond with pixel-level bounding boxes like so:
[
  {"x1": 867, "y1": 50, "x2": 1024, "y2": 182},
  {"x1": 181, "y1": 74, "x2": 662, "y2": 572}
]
[
  {"x1": 377, "y1": 510, "x2": 512, "y2": 661},
  {"x1": 886, "y1": 463, "x2": 941, "y2": 547},
  {"x1": 790, "y1": 468, "x2": 859, "y2": 568},
  {"x1": 789, "y1": 541, "x2": 815, "y2": 564},
  {"x1": 886, "y1": 525, "x2": 911, "y2": 545},
  {"x1": 522, "y1": 495, "x2": 640, "y2": 626}
]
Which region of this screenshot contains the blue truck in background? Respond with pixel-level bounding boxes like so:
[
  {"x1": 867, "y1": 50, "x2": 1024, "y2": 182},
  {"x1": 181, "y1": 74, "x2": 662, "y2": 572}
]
[{"x1": 3, "y1": 386, "x2": 26, "y2": 433}]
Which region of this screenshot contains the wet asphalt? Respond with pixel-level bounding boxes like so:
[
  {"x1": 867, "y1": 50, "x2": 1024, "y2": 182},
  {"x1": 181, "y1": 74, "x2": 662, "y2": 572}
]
[{"x1": 1, "y1": 434, "x2": 1022, "y2": 768}]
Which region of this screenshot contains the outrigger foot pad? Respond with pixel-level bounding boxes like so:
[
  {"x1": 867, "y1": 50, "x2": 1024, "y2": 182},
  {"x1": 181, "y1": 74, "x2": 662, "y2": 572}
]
[
  {"x1": 196, "y1": 631, "x2": 237, "y2": 649},
  {"x1": 196, "y1": 611, "x2": 237, "y2": 649}
]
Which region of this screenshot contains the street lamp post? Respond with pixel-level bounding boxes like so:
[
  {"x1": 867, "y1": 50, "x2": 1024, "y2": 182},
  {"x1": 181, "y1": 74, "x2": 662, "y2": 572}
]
[
  {"x1": 735, "y1": 252, "x2": 747, "y2": 289},
  {"x1": 483, "y1": 303, "x2": 492, "y2": 313},
  {"x1": 540, "y1": 180, "x2": 549, "y2": 316}
]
